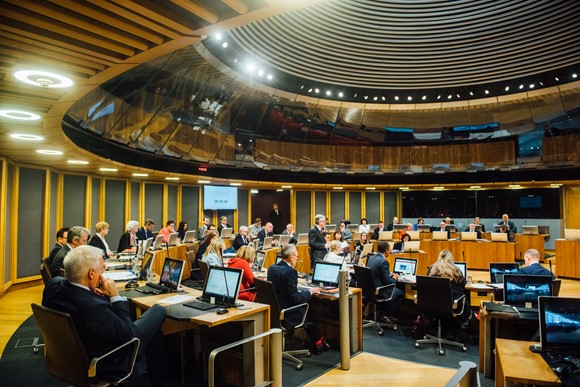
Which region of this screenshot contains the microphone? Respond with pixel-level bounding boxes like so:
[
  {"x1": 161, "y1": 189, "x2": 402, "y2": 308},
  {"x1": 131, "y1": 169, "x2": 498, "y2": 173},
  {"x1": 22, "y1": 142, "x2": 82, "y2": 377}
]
[{"x1": 549, "y1": 260, "x2": 553, "y2": 276}]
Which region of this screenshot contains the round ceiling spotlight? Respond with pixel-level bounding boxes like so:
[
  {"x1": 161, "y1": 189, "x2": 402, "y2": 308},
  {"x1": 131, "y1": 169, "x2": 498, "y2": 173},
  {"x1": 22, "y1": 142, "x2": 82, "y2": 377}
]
[
  {"x1": 14, "y1": 70, "x2": 73, "y2": 88},
  {"x1": 10, "y1": 133, "x2": 44, "y2": 141},
  {"x1": 1, "y1": 110, "x2": 41, "y2": 120}
]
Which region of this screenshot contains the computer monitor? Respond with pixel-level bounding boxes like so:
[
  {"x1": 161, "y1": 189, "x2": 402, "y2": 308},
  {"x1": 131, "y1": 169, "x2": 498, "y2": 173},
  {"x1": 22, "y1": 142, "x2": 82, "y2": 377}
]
[
  {"x1": 491, "y1": 232, "x2": 508, "y2": 242},
  {"x1": 220, "y1": 227, "x2": 233, "y2": 238},
  {"x1": 475, "y1": 225, "x2": 483, "y2": 232},
  {"x1": 378, "y1": 231, "x2": 391, "y2": 241},
  {"x1": 393, "y1": 257, "x2": 417, "y2": 275},
  {"x1": 279, "y1": 235, "x2": 291, "y2": 247},
  {"x1": 523, "y1": 225, "x2": 539, "y2": 235},
  {"x1": 405, "y1": 231, "x2": 419, "y2": 240},
  {"x1": 151, "y1": 235, "x2": 164, "y2": 250},
  {"x1": 401, "y1": 240, "x2": 420, "y2": 253},
  {"x1": 432, "y1": 231, "x2": 448, "y2": 240},
  {"x1": 539, "y1": 296, "x2": 580, "y2": 353},
  {"x1": 503, "y1": 275, "x2": 552, "y2": 308},
  {"x1": 183, "y1": 230, "x2": 196, "y2": 243},
  {"x1": 352, "y1": 232, "x2": 361, "y2": 241},
  {"x1": 253, "y1": 251, "x2": 266, "y2": 271},
  {"x1": 142, "y1": 237, "x2": 154, "y2": 252},
  {"x1": 324, "y1": 224, "x2": 336, "y2": 233},
  {"x1": 139, "y1": 251, "x2": 155, "y2": 280},
  {"x1": 347, "y1": 224, "x2": 359, "y2": 232},
  {"x1": 158, "y1": 257, "x2": 185, "y2": 291},
  {"x1": 361, "y1": 243, "x2": 373, "y2": 257},
  {"x1": 489, "y1": 262, "x2": 520, "y2": 283},
  {"x1": 262, "y1": 237, "x2": 273, "y2": 249},
  {"x1": 445, "y1": 225, "x2": 456, "y2": 233},
  {"x1": 393, "y1": 224, "x2": 406, "y2": 232},
  {"x1": 417, "y1": 224, "x2": 431, "y2": 232},
  {"x1": 167, "y1": 232, "x2": 179, "y2": 247},
  {"x1": 461, "y1": 232, "x2": 477, "y2": 241},
  {"x1": 297, "y1": 233, "x2": 308, "y2": 245},
  {"x1": 199, "y1": 266, "x2": 243, "y2": 306},
  {"x1": 454, "y1": 262, "x2": 467, "y2": 279},
  {"x1": 311, "y1": 261, "x2": 342, "y2": 287}
]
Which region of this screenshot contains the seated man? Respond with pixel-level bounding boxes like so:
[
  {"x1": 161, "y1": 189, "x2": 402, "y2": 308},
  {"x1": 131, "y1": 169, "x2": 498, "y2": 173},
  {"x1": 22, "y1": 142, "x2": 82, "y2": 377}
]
[
  {"x1": 43, "y1": 245, "x2": 166, "y2": 385},
  {"x1": 463, "y1": 223, "x2": 482, "y2": 239},
  {"x1": 257, "y1": 222, "x2": 277, "y2": 247},
  {"x1": 50, "y1": 226, "x2": 89, "y2": 275},
  {"x1": 519, "y1": 248, "x2": 555, "y2": 279},
  {"x1": 267, "y1": 244, "x2": 329, "y2": 354},
  {"x1": 365, "y1": 241, "x2": 404, "y2": 317},
  {"x1": 233, "y1": 225, "x2": 250, "y2": 250}
]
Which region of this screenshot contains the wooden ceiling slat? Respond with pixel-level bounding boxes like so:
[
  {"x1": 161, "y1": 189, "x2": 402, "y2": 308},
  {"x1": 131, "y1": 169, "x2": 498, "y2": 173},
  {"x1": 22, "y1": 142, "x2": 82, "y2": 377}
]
[
  {"x1": 0, "y1": 37, "x2": 107, "y2": 71},
  {"x1": 220, "y1": 0, "x2": 249, "y2": 15},
  {"x1": 170, "y1": 0, "x2": 219, "y2": 23},
  {"x1": 0, "y1": 6, "x2": 135, "y2": 57},
  {"x1": 0, "y1": 94, "x2": 54, "y2": 109},
  {"x1": 5, "y1": 0, "x2": 150, "y2": 52},
  {"x1": 46, "y1": 0, "x2": 165, "y2": 45},
  {"x1": 0, "y1": 81, "x2": 64, "y2": 99},
  {"x1": 86, "y1": 0, "x2": 181, "y2": 40},
  {"x1": 1, "y1": 47, "x2": 97, "y2": 76},
  {"x1": 110, "y1": 0, "x2": 195, "y2": 35},
  {"x1": 0, "y1": 24, "x2": 124, "y2": 64}
]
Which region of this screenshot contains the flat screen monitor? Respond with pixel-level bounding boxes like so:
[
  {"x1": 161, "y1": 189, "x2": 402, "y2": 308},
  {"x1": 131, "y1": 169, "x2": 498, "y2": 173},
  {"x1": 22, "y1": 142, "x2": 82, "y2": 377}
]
[
  {"x1": 311, "y1": 261, "x2": 342, "y2": 287},
  {"x1": 445, "y1": 225, "x2": 456, "y2": 232},
  {"x1": 523, "y1": 225, "x2": 539, "y2": 235},
  {"x1": 203, "y1": 185, "x2": 238, "y2": 210},
  {"x1": 139, "y1": 251, "x2": 155, "y2": 280},
  {"x1": 417, "y1": 224, "x2": 431, "y2": 232},
  {"x1": 158, "y1": 257, "x2": 184, "y2": 291},
  {"x1": 539, "y1": 296, "x2": 580, "y2": 353},
  {"x1": 503, "y1": 274, "x2": 552, "y2": 308},
  {"x1": 324, "y1": 224, "x2": 336, "y2": 233},
  {"x1": 454, "y1": 262, "x2": 467, "y2": 279},
  {"x1": 489, "y1": 262, "x2": 520, "y2": 283},
  {"x1": 393, "y1": 257, "x2": 417, "y2": 275},
  {"x1": 253, "y1": 251, "x2": 266, "y2": 271},
  {"x1": 393, "y1": 224, "x2": 406, "y2": 232},
  {"x1": 183, "y1": 230, "x2": 196, "y2": 243},
  {"x1": 200, "y1": 266, "x2": 243, "y2": 306}
]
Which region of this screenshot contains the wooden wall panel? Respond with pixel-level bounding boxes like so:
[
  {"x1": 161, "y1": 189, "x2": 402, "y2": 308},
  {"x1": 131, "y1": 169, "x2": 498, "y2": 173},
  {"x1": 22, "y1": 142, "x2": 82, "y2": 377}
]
[
  {"x1": 543, "y1": 134, "x2": 580, "y2": 162},
  {"x1": 564, "y1": 186, "x2": 580, "y2": 229}
]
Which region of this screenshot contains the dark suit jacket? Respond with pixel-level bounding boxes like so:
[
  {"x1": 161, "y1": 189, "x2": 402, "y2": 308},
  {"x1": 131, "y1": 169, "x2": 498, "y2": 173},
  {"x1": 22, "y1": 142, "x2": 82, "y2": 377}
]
[
  {"x1": 281, "y1": 230, "x2": 298, "y2": 244},
  {"x1": 462, "y1": 228, "x2": 482, "y2": 239},
  {"x1": 233, "y1": 233, "x2": 249, "y2": 250},
  {"x1": 308, "y1": 226, "x2": 327, "y2": 262},
  {"x1": 42, "y1": 277, "x2": 135, "y2": 372},
  {"x1": 257, "y1": 229, "x2": 273, "y2": 246},
  {"x1": 366, "y1": 253, "x2": 397, "y2": 298},
  {"x1": 519, "y1": 263, "x2": 555, "y2": 279},
  {"x1": 386, "y1": 223, "x2": 394, "y2": 231},
  {"x1": 47, "y1": 243, "x2": 63, "y2": 266},
  {"x1": 269, "y1": 209, "x2": 282, "y2": 233},
  {"x1": 136, "y1": 227, "x2": 152, "y2": 241},
  {"x1": 50, "y1": 245, "x2": 72, "y2": 275},
  {"x1": 88, "y1": 235, "x2": 108, "y2": 258},
  {"x1": 117, "y1": 232, "x2": 132, "y2": 252},
  {"x1": 372, "y1": 227, "x2": 385, "y2": 240},
  {"x1": 218, "y1": 223, "x2": 232, "y2": 235},
  {"x1": 498, "y1": 220, "x2": 517, "y2": 233},
  {"x1": 267, "y1": 261, "x2": 311, "y2": 326}
]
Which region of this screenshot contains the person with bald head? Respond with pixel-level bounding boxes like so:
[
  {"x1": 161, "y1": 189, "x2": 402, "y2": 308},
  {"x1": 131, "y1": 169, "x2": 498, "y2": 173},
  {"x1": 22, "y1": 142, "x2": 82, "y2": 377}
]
[
  {"x1": 498, "y1": 214, "x2": 516, "y2": 233},
  {"x1": 257, "y1": 222, "x2": 276, "y2": 247},
  {"x1": 519, "y1": 249, "x2": 555, "y2": 279}
]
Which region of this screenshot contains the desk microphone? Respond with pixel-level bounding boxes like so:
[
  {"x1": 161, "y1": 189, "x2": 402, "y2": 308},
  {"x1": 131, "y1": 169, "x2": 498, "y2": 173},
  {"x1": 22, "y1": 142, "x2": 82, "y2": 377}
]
[{"x1": 549, "y1": 260, "x2": 553, "y2": 276}]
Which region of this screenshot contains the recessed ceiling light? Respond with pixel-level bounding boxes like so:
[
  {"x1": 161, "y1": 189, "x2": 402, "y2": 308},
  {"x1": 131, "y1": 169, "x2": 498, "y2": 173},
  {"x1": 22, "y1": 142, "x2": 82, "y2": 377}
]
[
  {"x1": 421, "y1": 96, "x2": 427, "y2": 100},
  {"x1": 433, "y1": 186, "x2": 445, "y2": 190},
  {"x1": 1, "y1": 110, "x2": 41, "y2": 120},
  {"x1": 508, "y1": 184, "x2": 521, "y2": 189},
  {"x1": 550, "y1": 183, "x2": 562, "y2": 187},
  {"x1": 399, "y1": 186, "x2": 409, "y2": 190},
  {"x1": 99, "y1": 168, "x2": 118, "y2": 172},
  {"x1": 215, "y1": 33, "x2": 222, "y2": 40},
  {"x1": 276, "y1": 189, "x2": 283, "y2": 192},
  {"x1": 266, "y1": 74, "x2": 273, "y2": 80},
  {"x1": 314, "y1": 88, "x2": 319, "y2": 94},
  {"x1": 36, "y1": 149, "x2": 62, "y2": 155},
  {"x1": 14, "y1": 70, "x2": 73, "y2": 88},
  {"x1": 67, "y1": 160, "x2": 89, "y2": 165},
  {"x1": 10, "y1": 133, "x2": 44, "y2": 140},
  {"x1": 165, "y1": 177, "x2": 179, "y2": 181},
  {"x1": 338, "y1": 92, "x2": 344, "y2": 98},
  {"x1": 198, "y1": 180, "x2": 211, "y2": 184},
  {"x1": 251, "y1": 189, "x2": 259, "y2": 194},
  {"x1": 326, "y1": 90, "x2": 331, "y2": 96},
  {"x1": 132, "y1": 173, "x2": 148, "y2": 177},
  {"x1": 281, "y1": 185, "x2": 292, "y2": 189},
  {"x1": 365, "y1": 187, "x2": 376, "y2": 190},
  {"x1": 230, "y1": 182, "x2": 241, "y2": 186},
  {"x1": 470, "y1": 185, "x2": 481, "y2": 189},
  {"x1": 222, "y1": 42, "x2": 228, "y2": 48}
]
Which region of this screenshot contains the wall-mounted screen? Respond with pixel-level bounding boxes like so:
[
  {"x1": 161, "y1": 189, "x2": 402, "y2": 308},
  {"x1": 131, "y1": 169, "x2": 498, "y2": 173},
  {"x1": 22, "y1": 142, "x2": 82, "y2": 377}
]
[{"x1": 203, "y1": 185, "x2": 238, "y2": 210}]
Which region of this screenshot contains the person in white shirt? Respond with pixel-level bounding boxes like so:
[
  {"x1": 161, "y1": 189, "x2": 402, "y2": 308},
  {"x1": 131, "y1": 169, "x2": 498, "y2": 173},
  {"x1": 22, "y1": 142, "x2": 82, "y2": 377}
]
[
  {"x1": 324, "y1": 240, "x2": 347, "y2": 271},
  {"x1": 358, "y1": 218, "x2": 370, "y2": 233}
]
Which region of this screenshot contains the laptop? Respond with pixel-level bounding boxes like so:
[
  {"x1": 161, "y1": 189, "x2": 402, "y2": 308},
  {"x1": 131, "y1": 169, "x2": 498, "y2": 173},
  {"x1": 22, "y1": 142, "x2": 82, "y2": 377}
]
[
  {"x1": 183, "y1": 230, "x2": 196, "y2": 243},
  {"x1": 454, "y1": 261, "x2": 467, "y2": 279},
  {"x1": 489, "y1": 262, "x2": 520, "y2": 283},
  {"x1": 432, "y1": 231, "x2": 449, "y2": 240},
  {"x1": 262, "y1": 236, "x2": 273, "y2": 250},
  {"x1": 252, "y1": 251, "x2": 266, "y2": 272},
  {"x1": 141, "y1": 237, "x2": 154, "y2": 252},
  {"x1": 493, "y1": 225, "x2": 502, "y2": 232},
  {"x1": 308, "y1": 261, "x2": 342, "y2": 287},
  {"x1": 151, "y1": 235, "x2": 164, "y2": 250},
  {"x1": 445, "y1": 225, "x2": 457, "y2": 233},
  {"x1": 491, "y1": 232, "x2": 508, "y2": 242},
  {"x1": 220, "y1": 227, "x2": 233, "y2": 238},
  {"x1": 405, "y1": 231, "x2": 419, "y2": 240},
  {"x1": 136, "y1": 257, "x2": 185, "y2": 294},
  {"x1": 475, "y1": 225, "x2": 483, "y2": 232},
  {"x1": 461, "y1": 231, "x2": 478, "y2": 241},
  {"x1": 272, "y1": 234, "x2": 281, "y2": 242},
  {"x1": 417, "y1": 224, "x2": 431, "y2": 232},
  {"x1": 393, "y1": 224, "x2": 406, "y2": 232},
  {"x1": 139, "y1": 251, "x2": 155, "y2": 280},
  {"x1": 503, "y1": 274, "x2": 552, "y2": 313},
  {"x1": 184, "y1": 266, "x2": 244, "y2": 310},
  {"x1": 167, "y1": 232, "x2": 179, "y2": 247},
  {"x1": 360, "y1": 243, "x2": 373, "y2": 258},
  {"x1": 252, "y1": 239, "x2": 260, "y2": 251},
  {"x1": 378, "y1": 231, "x2": 391, "y2": 241},
  {"x1": 564, "y1": 228, "x2": 580, "y2": 240},
  {"x1": 401, "y1": 240, "x2": 420, "y2": 253},
  {"x1": 297, "y1": 233, "x2": 308, "y2": 245},
  {"x1": 523, "y1": 225, "x2": 539, "y2": 235},
  {"x1": 324, "y1": 224, "x2": 336, "y2": 233},
  {"x1": 279, "y1": 234, "x2": 291, "y2": 247},
  {"x1": 393, "y1": 257, "x2": 417, "y2": 275},
  {"x1": 352, "y1": 232, "x2": 361, "y2": 241}
]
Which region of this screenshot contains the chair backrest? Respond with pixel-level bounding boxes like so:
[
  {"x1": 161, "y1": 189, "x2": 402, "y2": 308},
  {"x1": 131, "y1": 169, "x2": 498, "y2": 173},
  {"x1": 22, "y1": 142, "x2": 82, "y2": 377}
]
[
  {"x1": 186, "y1": 250, "x2": 196, "y2": 268},
  {"x1": 186, "y1": 243, "x2": 196, "y2": 252},
  {"x1": 552, "y1": 279, "x2": 562, "y2": 296},
  {"x1": 41, "y1": 256, "x2": 53, "y2": 278},
  {"x1": 415, "y1": 275, "x2": 454, "y2": 318},
  {"x1": 253, "y1": 278, "x2": 282, "y2": 329},
  {"x1": 353, "y1": 264, "x2": 379, "y2": 302},
  {"x1": 31, "y1": 303, "x2": 91, "y2": 387},
  {"x1": 198, "y1": 260, "x2": 209, "y2": 282}
]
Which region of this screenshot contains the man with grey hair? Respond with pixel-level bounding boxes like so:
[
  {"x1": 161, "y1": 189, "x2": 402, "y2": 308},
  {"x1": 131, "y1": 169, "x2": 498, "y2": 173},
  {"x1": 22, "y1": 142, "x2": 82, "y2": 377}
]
[
  {"x1": 43, "y1": 245, "x2": 166, "y2": 385},
  {"x1": 50, "y1": 226, "x2": 90, "y2": 275},
  {"x1": 519, "y1": 248, "x2": 555, "y2": 279},
  {"x1": 309, "y1": 214, "x2": 329, "y2": 263},
  {"x1": 233, "y1": 225, "x2": 250, "y2": 250}
]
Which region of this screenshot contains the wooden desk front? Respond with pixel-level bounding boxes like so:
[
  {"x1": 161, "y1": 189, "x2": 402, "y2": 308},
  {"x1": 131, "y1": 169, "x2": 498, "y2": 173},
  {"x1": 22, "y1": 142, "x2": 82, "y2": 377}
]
[
  {"x1": 555, "y1": 239, "x2": 580, "y2": 279},
  {"x1": 495, "y1": 339, "x2": 560, "y2": 386},
  {"x1": 420, "y1": 240, "x2": 517, "y2": 269},
  {"x1": 515, "y1": 234, "x2": 546, "y2": 262}
]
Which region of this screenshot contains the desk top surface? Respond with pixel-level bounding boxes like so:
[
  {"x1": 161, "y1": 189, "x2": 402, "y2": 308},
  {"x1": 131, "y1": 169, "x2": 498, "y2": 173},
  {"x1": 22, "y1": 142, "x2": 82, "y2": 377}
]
[{"x1": 496, "y1": 339, "x2": 560, "y2": 385}]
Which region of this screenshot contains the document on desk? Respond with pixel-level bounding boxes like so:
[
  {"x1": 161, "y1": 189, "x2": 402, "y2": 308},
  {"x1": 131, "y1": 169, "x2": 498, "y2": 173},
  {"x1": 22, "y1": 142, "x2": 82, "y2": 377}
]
[
  {"x1": 156, "y1": 295, "x2": 195, "y2": 305},
  {"x1": 469, "y1": 283, "x2": 494, "y2": 289},
  {"x1": 102, "y1": 271, "x2": 137, "y2": 281}
]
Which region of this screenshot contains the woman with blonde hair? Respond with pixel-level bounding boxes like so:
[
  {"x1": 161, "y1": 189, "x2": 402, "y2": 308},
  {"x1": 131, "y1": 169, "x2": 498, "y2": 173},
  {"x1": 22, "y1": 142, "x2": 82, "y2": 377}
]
[
  {"x1": 324, "y1": 240, "x2": 347, "y2": 270},
  {"x1": 202, "y1": 239, "x2": 224, "y2": 267},
  {"x1": 228, "y1": 245, "x2": 256, "y2": 301}
]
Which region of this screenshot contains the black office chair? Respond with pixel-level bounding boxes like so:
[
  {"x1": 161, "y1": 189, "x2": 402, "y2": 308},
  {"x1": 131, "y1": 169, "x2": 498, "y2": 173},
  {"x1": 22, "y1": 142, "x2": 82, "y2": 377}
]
[
  {"x1": 254, "y1": 278, "x2": 310, "y2": 370},
  {"x1": 414, "y1": 276, "x2": 467, "y2": 355},
  {"x1": 198, "y1": 260, "x2": 209, "y2": 284},
  {"x1": 552, "y1": 279, "x2": 562, "y2": 296},
  {"x1": 31, "y1": 303, "x2": 140, "y2": 387},
  {"x1": 353, "y1": 265, "x2": 397, "y2": 334},
  {"x1": 40, "y1": 257, "x2": 53, "y2": 285}
]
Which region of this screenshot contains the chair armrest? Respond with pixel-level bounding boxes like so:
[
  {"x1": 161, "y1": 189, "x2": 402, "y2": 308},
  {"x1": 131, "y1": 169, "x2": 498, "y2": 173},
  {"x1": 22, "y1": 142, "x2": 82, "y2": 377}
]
[
  {"x1": 239, "y1": 287, "x2": 255, "y2": 293},
  {"x1": 452, "y1": 294, "x2": 466, "y2": 317},
  {"x1": 280, "y1": 302, "x2": 310, "y2": 329},
  {"x1": 376, "y1": 283, "x2": 396, "y2": 302},
  {"x1": 88, "y1": 337, "x2": 140, "y2": 384}
]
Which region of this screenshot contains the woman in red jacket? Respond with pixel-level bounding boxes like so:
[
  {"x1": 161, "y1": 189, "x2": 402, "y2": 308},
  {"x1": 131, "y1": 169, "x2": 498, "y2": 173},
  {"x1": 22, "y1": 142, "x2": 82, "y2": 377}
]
[{"x1": 227, "y1": 245, "x2": 256, "y2": 301}]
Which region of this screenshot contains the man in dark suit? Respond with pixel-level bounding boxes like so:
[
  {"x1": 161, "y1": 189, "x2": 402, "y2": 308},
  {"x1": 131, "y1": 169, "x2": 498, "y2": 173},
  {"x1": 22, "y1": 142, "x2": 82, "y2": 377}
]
[
  {"x1": 233, "y1": 226, "x2": 250, "y2": 250},
  {"x1": 435, "y1": 221, "x2": 451, "y2": 239},
  {"x1": 269, "y1": 203, "x2": 282, "y2": 234},
  {"x1": 257, "y1": 222, "x2": 276, "y2": 247},
  {"x1": 372, "y1": 221, "x2": 386, "y2": 240},
  {"x1": 474, "y1": 216, "x2": 486, "y2": 232},
  {"x1": 463, "y1": 223, "x2": 482, "y2": 239},
  {"x1": 366, "y1": 242, "x2": 405, "y2": 303},
  {"x1": 50, "y1": 226, "x2": 90, "y2": 275},
  {"x1": 386, "y1": 217, "x2": 399, "y2": 231},
  {"x1": 136, "y1": 219, "x2": 155, "y2": 241},
  {"x1": 43, "y1": 245, "x2": 166, "y2": 385},
  {"x1": 217, "y1": 216, "x2": 231, "y2": 235},
  {"x1": 498, "y1": 213, "x2": 517, "y2": 233},
  {"x1": 308, "y1": 214, "x2": 329, "y2": 263},
  {"x1": 519, "y1": 248, "x2": 555, "y2": 279},
  {"x1": 267, "y1": 244, "x2": 328, "y2": 354},
  {"x1": 48, "y1": 227, "x2": 69, "y2": 264}
]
